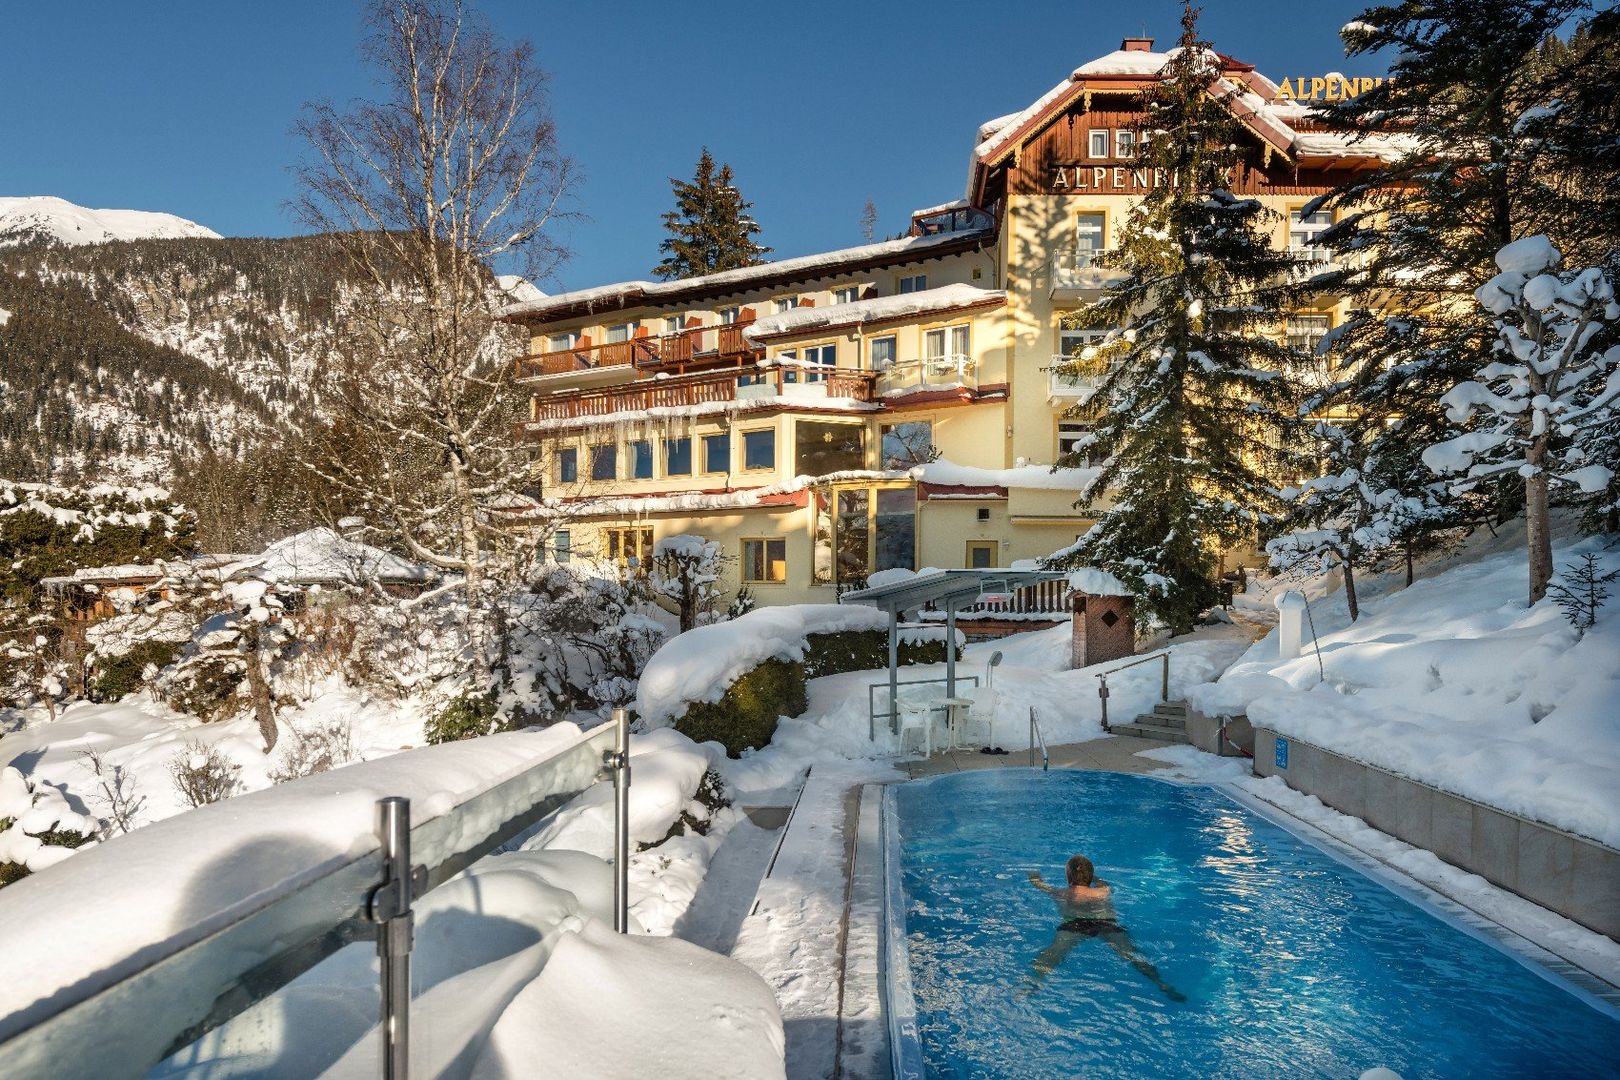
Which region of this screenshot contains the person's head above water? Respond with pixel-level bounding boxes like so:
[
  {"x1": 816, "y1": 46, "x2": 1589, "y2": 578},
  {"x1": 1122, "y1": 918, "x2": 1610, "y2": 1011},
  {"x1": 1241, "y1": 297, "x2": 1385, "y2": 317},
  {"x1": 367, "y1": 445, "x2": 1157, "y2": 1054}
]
[{"x1": 1065, "y1": 855, "x2": 1095, "y2": 887}]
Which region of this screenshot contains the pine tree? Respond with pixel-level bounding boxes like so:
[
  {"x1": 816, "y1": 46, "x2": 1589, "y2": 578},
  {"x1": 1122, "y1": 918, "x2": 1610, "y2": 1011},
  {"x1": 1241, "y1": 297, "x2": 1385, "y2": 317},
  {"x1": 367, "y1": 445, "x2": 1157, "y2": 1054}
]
[
  {"x1": 1046, "y1": 5, "x2": 1313, "y2": 635},
  {"x1": 860, "y1": 198, "x2": 878, "y2": 243},
  {"x1": 653, "y1": 148, "x2": 770, "y2": 280},
  {"x1": 1305, "y1": 0, "x2": 1590, "y2": 549}
]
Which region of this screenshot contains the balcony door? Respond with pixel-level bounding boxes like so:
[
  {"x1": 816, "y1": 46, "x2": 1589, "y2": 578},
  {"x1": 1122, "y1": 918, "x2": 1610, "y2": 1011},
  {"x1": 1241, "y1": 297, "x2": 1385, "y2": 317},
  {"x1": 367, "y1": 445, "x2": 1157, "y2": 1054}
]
[{"x1": 923, "y1": 325, "x2": 970, "y2": 378}]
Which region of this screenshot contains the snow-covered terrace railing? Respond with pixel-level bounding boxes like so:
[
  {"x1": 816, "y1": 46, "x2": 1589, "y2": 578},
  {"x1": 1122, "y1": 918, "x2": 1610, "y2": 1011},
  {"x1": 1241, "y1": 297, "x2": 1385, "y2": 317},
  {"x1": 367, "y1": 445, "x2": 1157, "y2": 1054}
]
[
  {"x1": 514, "y1": 320, "x2": 763, "y2": 382},
  {"x1": 527, "y1": 365, "x2": 878, "y2": 423},
  {"x1": 1048, "y1": 355, "x2": 1119, "y2": 398},
  {"x1": 876, "y1": 354, "x2": 977, "y2": 397},
  {"x1": 0, "y1": 723, "x2": 618, "y2": 1080},
  {"x1": 1050, "y1": 248, "x2": 1121, "y2": 294}
]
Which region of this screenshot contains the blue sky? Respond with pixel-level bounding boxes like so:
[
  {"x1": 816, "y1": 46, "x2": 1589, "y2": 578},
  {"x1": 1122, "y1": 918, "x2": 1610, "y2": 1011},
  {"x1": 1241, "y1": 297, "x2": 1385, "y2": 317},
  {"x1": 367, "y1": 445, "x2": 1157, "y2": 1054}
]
[{"x1": 0, "y1": 1, "x2": 1385, "y2": 291}]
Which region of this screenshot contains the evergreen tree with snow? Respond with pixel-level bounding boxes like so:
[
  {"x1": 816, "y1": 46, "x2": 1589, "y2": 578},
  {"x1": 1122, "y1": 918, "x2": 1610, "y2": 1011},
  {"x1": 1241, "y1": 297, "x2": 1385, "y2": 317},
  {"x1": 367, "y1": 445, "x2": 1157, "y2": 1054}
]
[
  {"x1": 1303, "y1": 0, "x2": 1592, "y2": 544},
  {"x1": 1422, "y1": 236, "x2": 1619, "y2": 605},
  {"x1": 652, "y1": 149, "x2": 770, "y2": 281},
  {"x1": 1046, "y1": 5, "x2": 1313, "y2": 635}
]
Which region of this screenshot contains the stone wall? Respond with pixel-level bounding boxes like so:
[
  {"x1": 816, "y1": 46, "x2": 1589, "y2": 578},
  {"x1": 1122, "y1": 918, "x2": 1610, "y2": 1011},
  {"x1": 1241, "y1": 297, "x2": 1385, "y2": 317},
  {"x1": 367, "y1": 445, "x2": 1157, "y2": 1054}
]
[{"x1": 1253, "y1": 728, "x2": 1620, "y2": 942}]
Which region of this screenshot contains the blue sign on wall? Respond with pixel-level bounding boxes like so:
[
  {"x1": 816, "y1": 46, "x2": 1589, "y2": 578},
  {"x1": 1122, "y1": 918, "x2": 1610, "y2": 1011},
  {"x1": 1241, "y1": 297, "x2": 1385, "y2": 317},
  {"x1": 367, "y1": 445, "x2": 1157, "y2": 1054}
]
[{"x1": 1275, "y1": 736, "x2": 1290, "y2": 770}]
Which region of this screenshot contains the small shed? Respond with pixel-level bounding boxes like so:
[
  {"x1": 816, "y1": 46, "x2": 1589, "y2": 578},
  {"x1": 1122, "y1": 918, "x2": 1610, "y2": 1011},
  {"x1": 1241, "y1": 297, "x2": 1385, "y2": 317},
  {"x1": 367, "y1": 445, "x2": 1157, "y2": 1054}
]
[{"x1": 1067, "y1": 568, "x2": 1136, "y2": 668}]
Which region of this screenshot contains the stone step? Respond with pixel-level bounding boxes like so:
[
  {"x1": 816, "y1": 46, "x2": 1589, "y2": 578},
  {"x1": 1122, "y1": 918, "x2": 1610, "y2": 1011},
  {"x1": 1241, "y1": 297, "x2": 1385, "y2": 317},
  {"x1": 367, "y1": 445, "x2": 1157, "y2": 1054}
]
[
  {"x1": 1151, "y1": 701, "x2": 1190, "y2": 718},
  {"x1": 1134, "y1": 711, "x2": 1187, "y2": 730},
  {"x1": 1111, "y1": 721, "x2": 1191, "y2": 744}
]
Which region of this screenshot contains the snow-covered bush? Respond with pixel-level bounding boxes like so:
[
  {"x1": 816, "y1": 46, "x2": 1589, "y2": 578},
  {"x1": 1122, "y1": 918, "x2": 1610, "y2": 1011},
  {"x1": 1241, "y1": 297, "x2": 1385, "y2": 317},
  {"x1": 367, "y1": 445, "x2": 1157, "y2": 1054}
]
[
  {"x1": 89, "y1": 638, "x2": 181, "y2": 702},
  {"x1": 79, "y1": 749, "x2": 145, "y2": 836},
  {"x1": 649, "y1": 534, "x2": 724, "y2": 633},
  {"x1": 675, "y1": 657, "x2": 807, "y2": 757},
  {"x1": 166, "y1": 740, "x2": 242, "y2": 808},
  {"x1": 801, "y1": 628, "x2": 957, "y2": 679},
  {"x1": 1423, "y1": 236, "x2": 1620, "y2": 602},
  {"x1": 267, "y1": 718, "x2": 358, "y2": 782},
  {"x1": 425, "y1": 692, "x2": 510, "y2": 745},
  {"x1": 0, "y1": 766, "x2": 99, "y2": 887}
]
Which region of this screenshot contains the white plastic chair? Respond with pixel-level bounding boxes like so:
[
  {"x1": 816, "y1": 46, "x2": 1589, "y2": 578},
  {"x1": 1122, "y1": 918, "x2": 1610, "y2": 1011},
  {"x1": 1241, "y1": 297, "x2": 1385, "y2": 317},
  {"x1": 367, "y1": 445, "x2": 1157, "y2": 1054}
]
[
  {"x1": 960, "y1": 686, "x2": 999, "y2": 748},
  {"x1": 897, "y1": 696, "x2": 935, "y2": 758}
]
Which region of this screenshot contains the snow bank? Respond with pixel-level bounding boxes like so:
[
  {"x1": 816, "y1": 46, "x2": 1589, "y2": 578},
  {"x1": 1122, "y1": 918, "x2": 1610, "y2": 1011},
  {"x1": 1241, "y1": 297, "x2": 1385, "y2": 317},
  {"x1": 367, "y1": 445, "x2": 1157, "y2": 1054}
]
[
  {"x1": 0, "y1": 723, "x2": 590, "y2": 1023},
  {"x1": 914, "y1": 457, "x2": 1102, "y2": 492},
  {"x1": 1188, "y1": 536, "x2": 1620, "y2": 847},
  {"x1": 471, "y1": 920, "x2": 785, "y2": 1080},
  {"x1": 634, "y1": 605, "x2": 889, "y2": 729}
]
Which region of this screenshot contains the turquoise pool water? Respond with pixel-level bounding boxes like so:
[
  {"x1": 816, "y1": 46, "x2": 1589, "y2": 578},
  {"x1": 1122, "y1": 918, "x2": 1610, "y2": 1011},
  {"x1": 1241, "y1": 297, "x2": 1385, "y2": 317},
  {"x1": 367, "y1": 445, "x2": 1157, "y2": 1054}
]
[{"x1": 887, "y1": 770, "x2": 1620, "y2": 1079}]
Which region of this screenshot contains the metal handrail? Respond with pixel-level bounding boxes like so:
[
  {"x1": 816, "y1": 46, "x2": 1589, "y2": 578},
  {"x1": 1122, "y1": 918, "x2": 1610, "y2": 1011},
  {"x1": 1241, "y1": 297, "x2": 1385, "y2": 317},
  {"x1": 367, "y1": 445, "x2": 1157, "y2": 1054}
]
[
  {"x1": 1028, "y1": 706, "x2": 1050, "y2": 771},
  {"x1": 0, "y1": 722, "x2": 620, "y2": 1079},
  {"x1": 868, "y1": 674, "x2": 980, "y2": 739},
  {"x1": 1094, "y1": 649, "x2": 1171, "y2": 733}
]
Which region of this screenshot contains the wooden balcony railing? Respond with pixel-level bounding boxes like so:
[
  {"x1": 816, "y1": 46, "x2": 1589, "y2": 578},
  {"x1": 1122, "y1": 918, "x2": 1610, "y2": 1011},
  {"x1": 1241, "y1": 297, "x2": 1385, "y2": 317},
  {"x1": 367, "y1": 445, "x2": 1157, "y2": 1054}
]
[
  {"x1": 529, "y1": 366, "x2": 878, "y2": 423},
  {"x1": 515, "y1": 317, "x2": 761, "y2": 381}
]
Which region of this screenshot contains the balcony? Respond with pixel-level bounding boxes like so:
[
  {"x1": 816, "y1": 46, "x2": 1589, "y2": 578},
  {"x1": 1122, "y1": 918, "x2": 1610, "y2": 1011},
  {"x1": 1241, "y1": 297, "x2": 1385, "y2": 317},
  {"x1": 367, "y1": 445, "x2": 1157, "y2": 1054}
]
[
  {"x1": 876, "y1": 354, "x2": 978, "y2": 399},
  {"x1": 527, "y1": 365, "x2": 878, "y2": 424},
  {"x1": 1048, "y1": 354, "x2": 1117, "y2": 402},
  {"x1": 1050, "y1": 247, "x2": 1118, "y2": 299},
  {"x1": 515, "y1": 317, "x2": 761, "y2": 382}
]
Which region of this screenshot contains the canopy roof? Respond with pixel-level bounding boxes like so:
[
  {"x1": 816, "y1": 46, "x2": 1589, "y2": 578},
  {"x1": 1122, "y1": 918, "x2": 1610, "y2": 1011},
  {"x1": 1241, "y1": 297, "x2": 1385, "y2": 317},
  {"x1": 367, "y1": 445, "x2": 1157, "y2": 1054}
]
[{"x1": 839, "y1": 568, "x2": 1066, "y2": 615}]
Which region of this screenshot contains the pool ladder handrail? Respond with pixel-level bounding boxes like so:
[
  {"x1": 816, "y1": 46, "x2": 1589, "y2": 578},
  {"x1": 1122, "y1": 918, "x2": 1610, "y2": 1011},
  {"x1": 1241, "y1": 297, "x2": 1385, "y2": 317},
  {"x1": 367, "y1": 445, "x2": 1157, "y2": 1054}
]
[
  {"x1": 1028, "y1": 706, "x2": 1050, "y2": 771},
  {"x1": 1093, "y1": 649, "x2": 1171, "y2": 733}
]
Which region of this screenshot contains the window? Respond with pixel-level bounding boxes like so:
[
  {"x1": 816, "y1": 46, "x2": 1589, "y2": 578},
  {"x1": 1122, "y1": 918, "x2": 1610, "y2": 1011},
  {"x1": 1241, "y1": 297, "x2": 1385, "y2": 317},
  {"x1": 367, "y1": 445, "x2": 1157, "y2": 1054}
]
[
  {"x1": 774, "y1": 296, "x2": 800, "y2": 313},
  {"x1": 1055, "y1": 326, "x2": 1116, "y2": 389},
  {"x1": 742, "y1": 428, "x2": 776, "y2": 470},
  {"x1": 702, "y1": 431, "x2": 731, "y2": 473},
  {"x1": 1088, "y1": 130, "x2": 1109, "y2": 158},
  {"x1": 605, "y1": 322, "x2": 636, "y2": 343},
  {"x1": 590, "y1": 444, "x2": 617, "y2": 481},
  {"x1": 790, "y1": 341, "x2": 837, "y2": 383},
  {"x1": 741, "y1": 538, "x2": 788, "y2": 583},
  {"x1": 553, "y1": 529, "x2": 572, "y2": 563},
  {"x1": 923, "y1": 324, "x2": 970, "y2": 375},
  {"x1": 1058, "y1": 421, "x2": 1095, "y2": 466},
  {"x1": 665, "y1": 437, "x2": 692, "y2": 476},
  {"x1": 557, "y1": 447, "x2": 578, "y2": 484},
  {"x1": 604, "y1": 526, "x2": 653, "y2": 570},
  {"x1": 1074, "y1": 212, "x2": 1107, "y2": 268},
  {"x1": 821, "y1": 483, "x2": 915, "y2": 586},
  {"x1": 629, "y1": 439, "x2": 653, "y2": 479},
  {"x1": 1290, "y1": 209, "x2": 1333, "y2": 255},
  {"x1": 874, "y1": 487, "x2": 916, "y2": 572},
  {"x1": 966, "y1": 541, "x2": 996, "y2": 569},
  {"x1": 869, "y1": 335, "x2": 897, "y2": 371},
  {"x1": 1114, "y1": 129, "x2": 1137, "y2": 158},
  {"x1": 796, "y1": 421, "x2": 865, "y2": 475},
  {"x1": 834, "y1": 285, "x2": 862, "y2": 306},
  {"x1": 898, "y1": 274, "x2": 927, "y2": 294},
  {"x1": 717, "y1": 306, "x2": 740, "y2": 325},
  {"x1": 1286, "y1": 314, "x2": 1332, "y2": 355},
  {"x1": 547, "y1": 332, "x2": 576, "y2": 352},
  {"x1": 976, "y1": 507, "x2": 991, "y2": 523},
  {"x1": 663, "y1": 315, "x2": 686, "y2": 335},
  {"x1": 880, "y1": 420, "x2": 934, "y2": 469}
]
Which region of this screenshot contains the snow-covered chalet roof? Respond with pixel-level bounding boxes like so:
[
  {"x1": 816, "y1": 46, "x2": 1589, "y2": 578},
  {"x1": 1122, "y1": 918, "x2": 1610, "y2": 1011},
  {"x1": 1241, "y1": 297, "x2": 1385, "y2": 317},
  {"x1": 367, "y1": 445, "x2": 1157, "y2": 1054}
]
[
  {"x1": 226, "y1": 528, "x2": 436, "y2": 585},
  {"x1": 744, "y1": 284, "x2": 1006, "y2": 342},
  {"x1": 501, "y1": 228, "x2": 994, "y2": 323}
]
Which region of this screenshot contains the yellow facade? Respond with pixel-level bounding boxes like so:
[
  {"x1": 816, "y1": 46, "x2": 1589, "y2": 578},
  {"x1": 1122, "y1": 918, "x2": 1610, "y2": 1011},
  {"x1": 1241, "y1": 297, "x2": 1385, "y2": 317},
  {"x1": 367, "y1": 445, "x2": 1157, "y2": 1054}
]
[{"x1": 509, "y1": 38, "x2": 1385, "y2": 608}]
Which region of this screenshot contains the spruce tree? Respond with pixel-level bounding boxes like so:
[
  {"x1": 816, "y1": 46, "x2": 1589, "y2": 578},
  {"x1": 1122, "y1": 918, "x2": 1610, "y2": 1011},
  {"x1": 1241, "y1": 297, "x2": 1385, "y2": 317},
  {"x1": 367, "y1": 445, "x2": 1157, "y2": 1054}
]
[
  {"x1": 1047, "y1": 5, "x2": 1312, "y2": 635},
  {"x1": 652, "y1": 148, "x2": 770, "y2": 280},
  {"x1": 1303, "y1": 0, "x2": 1590, "y2": 545}
]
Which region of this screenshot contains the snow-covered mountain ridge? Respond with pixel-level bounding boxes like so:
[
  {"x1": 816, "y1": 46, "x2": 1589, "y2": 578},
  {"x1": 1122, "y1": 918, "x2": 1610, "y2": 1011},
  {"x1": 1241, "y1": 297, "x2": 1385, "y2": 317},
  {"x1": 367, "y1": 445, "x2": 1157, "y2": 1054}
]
[{"x1": 0, "y1": 196, "x2": 219, "y2": 248}]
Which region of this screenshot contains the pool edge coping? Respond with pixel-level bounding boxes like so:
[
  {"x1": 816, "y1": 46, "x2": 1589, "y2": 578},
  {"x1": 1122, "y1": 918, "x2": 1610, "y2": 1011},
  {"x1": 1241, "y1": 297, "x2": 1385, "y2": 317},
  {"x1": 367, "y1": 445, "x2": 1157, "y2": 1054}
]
[{"x1": 877, "y1": 767, "x2": 1620, "y2": 1073}]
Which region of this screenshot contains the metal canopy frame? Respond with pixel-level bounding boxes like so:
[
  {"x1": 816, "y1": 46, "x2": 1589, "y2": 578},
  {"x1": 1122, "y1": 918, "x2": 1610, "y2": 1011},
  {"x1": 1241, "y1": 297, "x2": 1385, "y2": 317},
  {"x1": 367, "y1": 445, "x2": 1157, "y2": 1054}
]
[{"x1": 840, "y1": 569, "x2": 1066, "y2": 732}]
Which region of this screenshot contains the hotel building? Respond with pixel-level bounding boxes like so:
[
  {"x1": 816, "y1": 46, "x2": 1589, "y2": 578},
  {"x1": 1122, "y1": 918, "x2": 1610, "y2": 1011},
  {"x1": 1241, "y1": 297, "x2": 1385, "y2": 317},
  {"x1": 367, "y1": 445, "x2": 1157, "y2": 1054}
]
[{"x1": 504, "y1": 38, "x2": 1396, "y2": 606}]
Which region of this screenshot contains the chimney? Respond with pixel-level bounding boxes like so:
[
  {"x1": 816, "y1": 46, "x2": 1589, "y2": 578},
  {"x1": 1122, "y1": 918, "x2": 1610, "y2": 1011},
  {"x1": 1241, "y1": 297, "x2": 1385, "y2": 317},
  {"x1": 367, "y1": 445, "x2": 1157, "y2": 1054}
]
[{"x1": 1121, "y1": 37, "x2": 1154, "y2": 52}]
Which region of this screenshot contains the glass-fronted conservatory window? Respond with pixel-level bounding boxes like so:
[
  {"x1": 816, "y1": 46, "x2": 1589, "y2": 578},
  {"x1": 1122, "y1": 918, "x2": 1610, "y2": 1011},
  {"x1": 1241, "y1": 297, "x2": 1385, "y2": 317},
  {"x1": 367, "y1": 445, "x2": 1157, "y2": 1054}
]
[
  {"x1": 812, "y1": 483, "x2": 916, "y2": 587},
  {"x1": 795, "y1": 422, "x2": 865, "y2": 475},
  {"x1": 880, "y1": 421, "x2": 934, "y2": 469}
]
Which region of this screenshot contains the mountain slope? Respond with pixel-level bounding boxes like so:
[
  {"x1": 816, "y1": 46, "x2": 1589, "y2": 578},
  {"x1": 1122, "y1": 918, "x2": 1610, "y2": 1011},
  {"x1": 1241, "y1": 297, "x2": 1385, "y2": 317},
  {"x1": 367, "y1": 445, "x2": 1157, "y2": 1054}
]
[{"x1": 0, "y1": 196, "x2": 219, "y2": 248}]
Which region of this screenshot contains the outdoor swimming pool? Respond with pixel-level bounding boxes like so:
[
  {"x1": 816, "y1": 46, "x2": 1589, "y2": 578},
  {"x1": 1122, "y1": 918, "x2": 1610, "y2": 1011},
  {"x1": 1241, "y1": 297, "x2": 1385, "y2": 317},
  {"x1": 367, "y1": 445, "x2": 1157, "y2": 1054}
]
[{"x1": 885, "y1": 770, "x2": 1620, "y2": 1079}]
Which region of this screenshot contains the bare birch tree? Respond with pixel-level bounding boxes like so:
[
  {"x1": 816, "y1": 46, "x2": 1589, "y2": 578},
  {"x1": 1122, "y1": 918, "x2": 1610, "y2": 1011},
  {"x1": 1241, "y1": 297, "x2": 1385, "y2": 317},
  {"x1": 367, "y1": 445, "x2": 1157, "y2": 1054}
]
[{"x1": 294, "y1": 0, "x2": 572, "y2": 590}]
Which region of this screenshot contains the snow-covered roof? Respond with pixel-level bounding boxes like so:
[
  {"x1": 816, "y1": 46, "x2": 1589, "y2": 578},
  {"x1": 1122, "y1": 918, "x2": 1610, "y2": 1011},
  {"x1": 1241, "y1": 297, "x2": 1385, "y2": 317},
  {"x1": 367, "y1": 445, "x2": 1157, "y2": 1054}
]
[
  {"x1": 1073, "y1": 48, "x2": 1171, "y2": 76},
  {"x1": 496, "y1": 275, "x2": 546, "y2": 304},
  {"x1": 227, "y1": 528, "x2": 436, "y2": 585},
  {"x1": 913, "y1": 458, "x2": 1102, "y2": 492},
  {"x1": 1291, "y1": 130, "x2": 1418, "y2": 162},
  {"x1": 502, "y1": 229, "x2": 993, "y2": 322},
  {"x1": 744, "y1": 284, "x2": 1006, "y2": 342}
]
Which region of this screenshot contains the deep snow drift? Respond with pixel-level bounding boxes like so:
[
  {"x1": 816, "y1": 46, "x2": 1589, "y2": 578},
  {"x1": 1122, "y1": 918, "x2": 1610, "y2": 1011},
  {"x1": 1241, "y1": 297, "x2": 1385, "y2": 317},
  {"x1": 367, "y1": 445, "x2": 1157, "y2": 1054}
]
[{"x1": 1192, "y1": 533, "x2": 1620, "y2": 847}]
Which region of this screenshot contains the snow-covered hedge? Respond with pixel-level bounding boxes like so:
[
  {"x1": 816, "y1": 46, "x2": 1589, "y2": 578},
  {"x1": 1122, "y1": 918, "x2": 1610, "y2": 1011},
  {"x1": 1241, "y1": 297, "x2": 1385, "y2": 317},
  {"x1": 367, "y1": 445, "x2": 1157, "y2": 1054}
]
[{"x1": 635, "y1": 605, "x2": 889, "y2": 729}]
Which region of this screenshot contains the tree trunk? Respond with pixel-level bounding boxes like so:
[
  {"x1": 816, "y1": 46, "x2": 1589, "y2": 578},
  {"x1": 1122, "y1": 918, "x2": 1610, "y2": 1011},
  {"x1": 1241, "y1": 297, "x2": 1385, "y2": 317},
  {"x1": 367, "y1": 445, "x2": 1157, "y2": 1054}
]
[
  {"x1": 1525, "y1": 443, "x2": 1554, "y2": 606},
  {"x1": 1404, "y1": 544, "x2": 1415, "y2": 588},
  {"x1": 1343, "y1": 552, "x2": 1360, "y2": 623},
  {"x1": 243, "y1": 627, "x2": 278, "y2": 753}
]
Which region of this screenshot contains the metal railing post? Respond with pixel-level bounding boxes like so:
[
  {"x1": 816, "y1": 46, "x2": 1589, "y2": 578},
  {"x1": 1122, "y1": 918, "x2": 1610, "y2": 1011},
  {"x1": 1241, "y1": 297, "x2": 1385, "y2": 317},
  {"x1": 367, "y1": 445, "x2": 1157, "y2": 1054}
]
[
  {"x1": 1098, "y1": 675, "x2": 1110, "y2": 733},
  {"x1": 372, "y1": 797, "x2": 415, "y2": 1080},
  {"x1": 1029, "y1": 707, "x2": 1036, "y2": 768},
  {"x1": 609, "y1": 707, "x2": 632, "y2": 934},
  {"x1": 1161, "y1": 653, "x2": 1170, "y2": 702}
]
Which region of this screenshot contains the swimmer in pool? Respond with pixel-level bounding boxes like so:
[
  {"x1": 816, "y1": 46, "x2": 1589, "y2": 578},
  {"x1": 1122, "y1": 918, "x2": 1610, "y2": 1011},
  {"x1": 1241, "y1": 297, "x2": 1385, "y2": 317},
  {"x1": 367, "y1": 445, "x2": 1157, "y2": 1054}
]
[{"x1": 1027, "y1": 855, "x2": 1185, "y2": 1001}]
